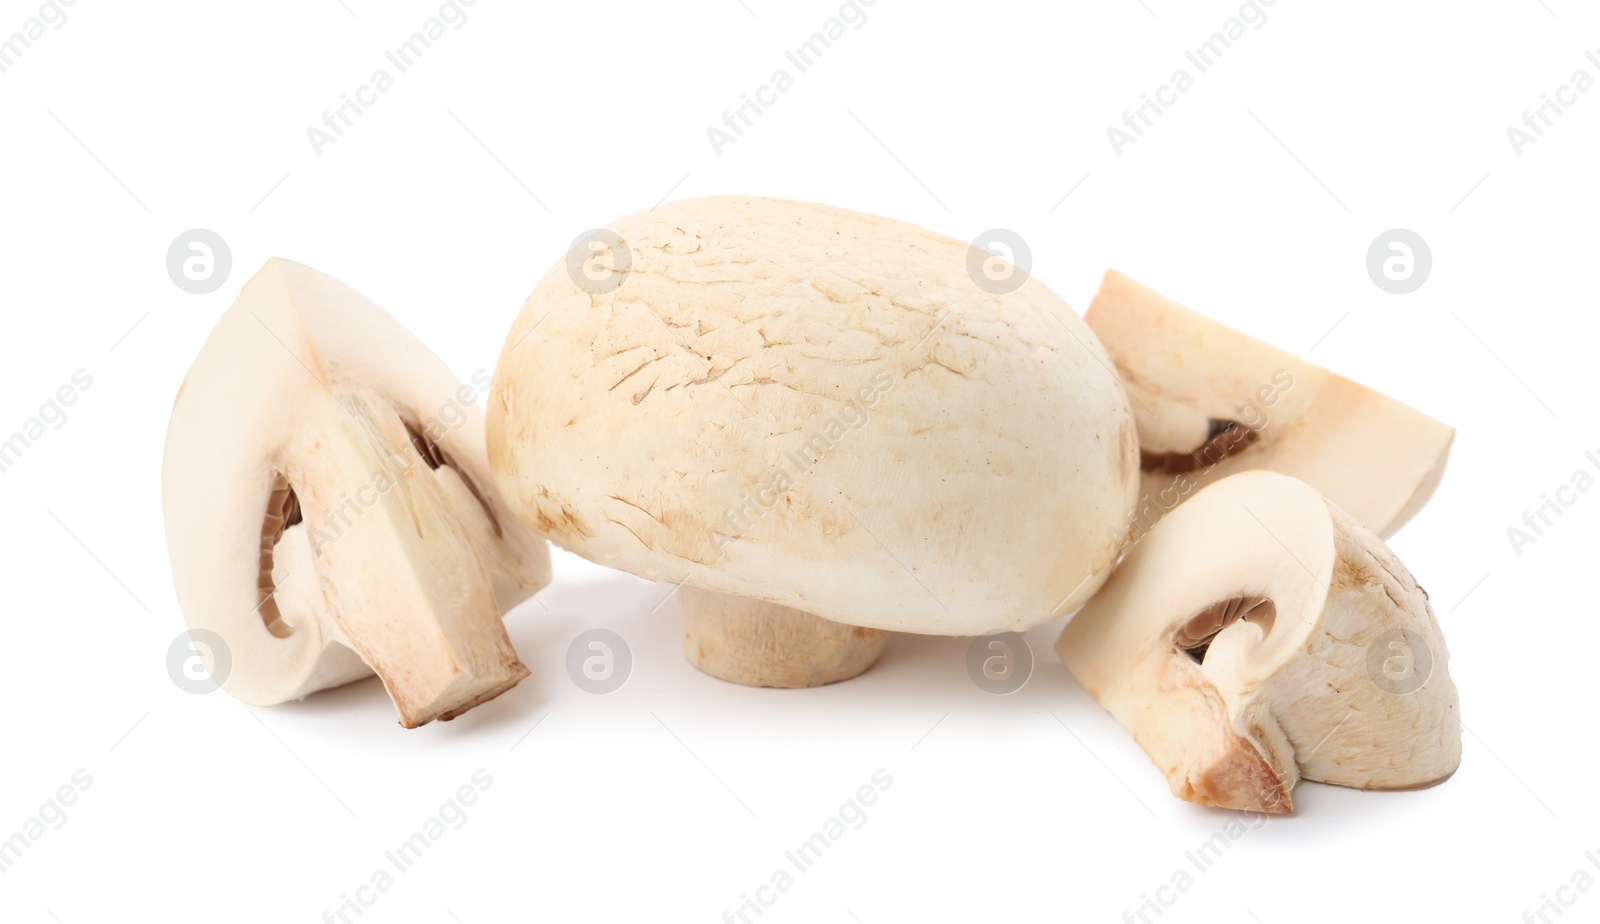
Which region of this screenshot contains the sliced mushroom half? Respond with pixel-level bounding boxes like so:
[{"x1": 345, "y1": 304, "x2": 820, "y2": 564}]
[
  {"x1": 1056, "y1": 470, "x2": 1460, "y2": 813},
  {"x1": 1087, "y1": 270, "x2": 1454, "y2": 539},
  {"x1": 163, "y1": 258, "x2": 551, "y2": 727}
]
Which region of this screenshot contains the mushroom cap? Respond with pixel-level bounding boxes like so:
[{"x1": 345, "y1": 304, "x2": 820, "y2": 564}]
[
  {"x1": 1087, "y1": 270, "x2": 1455, "y2": 539},
  {"x1": 163, "y1": 258, "x2": 551, "y2": 715},
  {"x1": 489, "y1": 196, "x2": 1138, "y2": 635},
  {"x1": 1057, "y1": 470, "x2": 1461, "y2": 813}
]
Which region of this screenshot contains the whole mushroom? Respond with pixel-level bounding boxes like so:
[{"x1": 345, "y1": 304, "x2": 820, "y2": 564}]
[{"x1": 489, "y1": 196, "x2": 1139, "y2": 686}]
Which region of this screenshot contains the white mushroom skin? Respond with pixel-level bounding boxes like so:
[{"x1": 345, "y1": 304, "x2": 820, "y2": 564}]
[
  {"x1": 1056, "y1": 471, "x2": 1461, "y2": 814},
  {"x1": 163, "y1": 259, "x2": 551, "y2": 727},
  {"x1": 489, "y1": 196, "x2": 1139, "y2": 636},
  {"x1": 1086, "y1": 270, "x2": 1455, "y2": 540}
]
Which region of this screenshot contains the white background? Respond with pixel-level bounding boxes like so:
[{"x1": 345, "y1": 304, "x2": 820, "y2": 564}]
[{"x1": 2, "y1": 1, "x2": 1596, "y2": 922}]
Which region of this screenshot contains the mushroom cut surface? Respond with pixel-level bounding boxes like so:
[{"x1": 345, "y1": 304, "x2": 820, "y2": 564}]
[
  {"x1": 1086, "y1": 270, "x2": 1454, "y2": 540},
  {"x1": 1056, "y1": 470, "x2": 1460, "y2": 814},
  {"x1": 163, "y1": 259, "x2": 551, "y2": 727}
]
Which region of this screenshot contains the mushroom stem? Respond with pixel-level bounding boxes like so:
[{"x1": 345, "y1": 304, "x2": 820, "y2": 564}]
[
  {"x1": 294, "y1": 392, "x2": 530, "y2": 727},
  {"x1": 677, "y1": 586, "x2": 888, "y2": 687}
]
